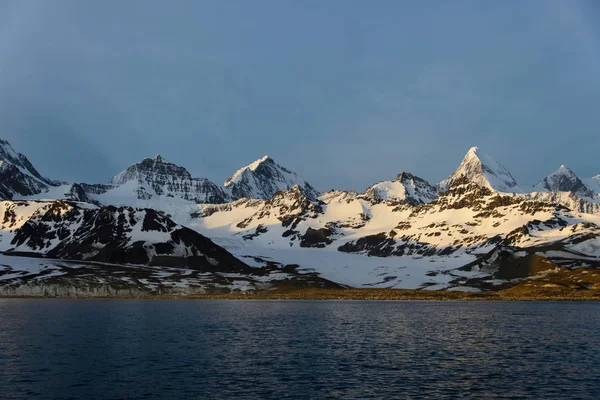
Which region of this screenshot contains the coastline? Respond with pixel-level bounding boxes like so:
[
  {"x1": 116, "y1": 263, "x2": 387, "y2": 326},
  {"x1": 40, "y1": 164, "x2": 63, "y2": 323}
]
[{"x1": 2, "y1": 287, "x2": 600, "y2": 301}]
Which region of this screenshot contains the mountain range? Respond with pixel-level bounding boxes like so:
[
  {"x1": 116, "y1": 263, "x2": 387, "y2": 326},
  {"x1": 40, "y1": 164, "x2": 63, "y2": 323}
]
[{"x1": 1, "y1": 138, "x2": 600, "y2": 295}]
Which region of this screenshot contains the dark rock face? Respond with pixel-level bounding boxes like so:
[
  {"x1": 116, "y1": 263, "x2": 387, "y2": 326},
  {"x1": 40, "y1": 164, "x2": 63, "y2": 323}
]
[
  {"x1": 300, "y1": 227, "x2": 333, "y2": 248},
  {"x1": 8, "y1": 201, "x2": 250, "y2": 272},
  {"x1": 338, "y1": 232, "x2": 462, "y2": 258},
  {"x1": 338, "y1": 233, "x2": 397, "y2": 257}
]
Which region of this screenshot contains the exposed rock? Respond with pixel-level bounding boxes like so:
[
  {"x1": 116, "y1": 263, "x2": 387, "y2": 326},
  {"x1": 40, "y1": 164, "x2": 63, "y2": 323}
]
[{"x1": 300, "y1": 227, "x2": 333, "y2": 248}]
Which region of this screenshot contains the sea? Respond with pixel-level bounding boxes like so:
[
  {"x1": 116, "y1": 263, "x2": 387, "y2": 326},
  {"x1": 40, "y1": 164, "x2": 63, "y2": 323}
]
[{"x1": 0, "y1": 300, "x2": 598, "y2": 399}]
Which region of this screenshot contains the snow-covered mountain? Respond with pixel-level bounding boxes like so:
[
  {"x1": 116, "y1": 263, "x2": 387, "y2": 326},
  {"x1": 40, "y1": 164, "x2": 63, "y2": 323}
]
[
  {"x1": 359, "y1": 172, "x2": 438, "y2": 205},
  {"x1": 224, "y1": 156, "x2": 319, "y2": 201},
  {"x1": 1, "y1": 138, "x2": 600, "y2": 293},
  {"x1": 0, "y1": 200, "x2": 335, "y2": 294},
  {"x1": 98, "y1": 155, "x2": 230, "y2": 205},
  {"x1": 439, "y1": 147, "x2": 523, "y2": 193},
  {"x1": 191, "y1": 175, "x2": 600, "y2": 289},
  {"x1": 0, "y1": 139, "x2": 62, "y2": 199},
  {"x1": 1, "y1": 200, "x2": 244, "y2": 269},
  {"x1": 529, "y1": 166, "x2": 600, "y2": 214},
  {"x1": 534, "y1": 165, "x2": 596, "y2": 199}
]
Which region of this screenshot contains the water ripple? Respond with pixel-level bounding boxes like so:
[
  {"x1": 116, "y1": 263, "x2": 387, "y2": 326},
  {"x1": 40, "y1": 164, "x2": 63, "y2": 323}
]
[{"x1": 0, "y1": 300, "x2": 598, "y2": 399}]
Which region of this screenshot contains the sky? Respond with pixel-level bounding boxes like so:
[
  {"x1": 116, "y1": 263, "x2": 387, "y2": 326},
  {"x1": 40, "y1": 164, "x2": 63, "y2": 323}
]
[{"x1": 0, "y1": 0, "x2": 599, "y2": 192}]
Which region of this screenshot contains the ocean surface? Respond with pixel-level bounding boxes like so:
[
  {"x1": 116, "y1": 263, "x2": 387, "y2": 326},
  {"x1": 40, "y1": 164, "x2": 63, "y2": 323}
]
[{"x1": 0, "y1": 300, "x2": 598, "y2": 399}]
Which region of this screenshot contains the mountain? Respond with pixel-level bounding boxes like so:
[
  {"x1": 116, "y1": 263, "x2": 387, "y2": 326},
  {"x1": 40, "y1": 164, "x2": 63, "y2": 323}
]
[
  {"x1": 529, "y1": 166, "x2": 600, "y2": 214},
  {"x1": 1, "y1": 138, "x2": 600, "y2": 295},
  {"x1": 0, "y1": 200, "x2": 337, "y2": 295},
  {"x1": 193, "y1": 176, "x2": 600, "y2": 290},
  {"x1": 534, "y1": 165, "x2": 596, "y2": 199},
  {"x1": 2, "y1": 200, "x2": 245, "y2": 269},
  {"x1": 359, "y1": 172, "x2": 438, "y2": 205},
  {"x1": 439, "y1": 147, "x2": 523, "y2": 193},
  {"x1": 224, "y1": 156, "x2": 319, "y2": 201},
  {"x1": 88, "y1": 155, "x2": 230, "y2": 206},
  {"x1": 0, "y1": 140, "x2": 61, "y2": 199}
]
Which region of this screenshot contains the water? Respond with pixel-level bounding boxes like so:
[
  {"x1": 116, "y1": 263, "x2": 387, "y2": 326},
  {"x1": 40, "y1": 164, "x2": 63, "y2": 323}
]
[{"x1": 0, "y1": 300, "x2": 599, "y2": 399}]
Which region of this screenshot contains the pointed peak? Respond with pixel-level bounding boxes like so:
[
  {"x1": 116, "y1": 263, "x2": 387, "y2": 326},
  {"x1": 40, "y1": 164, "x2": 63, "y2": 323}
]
[
  {"x1": 555, "y1": 165, "x2": 575, "y2": 175},
  {"x1": 439, "y1": 147, "x2": 522, "y2": 193},
  {"x1": 225, "y1": 156, "x2": 319, "y2": 200},
  {"x1": 225, "y1": 156, "x2": 276, "y2": 187},
  {"x1": 395, "y1": 172, "x2": 425, "y2": 184},
  {"x1": 539, "y1": 165, "x2": 579, "y2": 182},
  {"x1": 463, "y1": 146, "x2": 487, "y2": 163},
  {"x1": 535, "y1": 165, "x2": 594, "y2": 197}
]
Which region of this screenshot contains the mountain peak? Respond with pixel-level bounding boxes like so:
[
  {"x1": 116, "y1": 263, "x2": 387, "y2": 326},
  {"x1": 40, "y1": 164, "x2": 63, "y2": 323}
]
[
  {"x1": 395, "y1": 171, "x2": 414, "y2": 182},
  {"x1": 0, "y1": 139, "x2": 58, "y2": 199},
  {"x1": 229, "y1": 156, "x2": 273, "y2": 181},
  {"x1": 439, "y1": 147, "x2": 522, "y2": 193},
  {"x1": 535, "y1": 165, "x2": 595, "y2": 198},
  {"x1": 110, "y1": 156, "x2": 193, "y2": 186},
  {"x1": 224, "y1": 156, "x2": 319, "y2": 201},
  {"x1": 105, "y1": 155, "x2": 229, "y2": 204},
  {"x1": 361, "y1": 171, "x2": 438, "y2": 205}
]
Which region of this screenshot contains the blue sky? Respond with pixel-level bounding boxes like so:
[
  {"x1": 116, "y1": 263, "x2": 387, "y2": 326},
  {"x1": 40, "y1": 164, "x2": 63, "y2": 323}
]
[{"x1": 0, "y1": 0, "x2": 598, "y2": 191}]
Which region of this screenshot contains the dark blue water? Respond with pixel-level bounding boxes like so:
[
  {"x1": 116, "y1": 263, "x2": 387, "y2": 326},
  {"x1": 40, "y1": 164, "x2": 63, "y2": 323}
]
[{"x1": 0, "y1": 300, "x2": 599, "y2": 399}]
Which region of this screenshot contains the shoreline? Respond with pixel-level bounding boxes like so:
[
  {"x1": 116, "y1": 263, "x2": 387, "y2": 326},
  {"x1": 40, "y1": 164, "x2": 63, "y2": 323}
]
[{"x1": 1, "y1": 287, "x2": 600, "y2": 301}]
